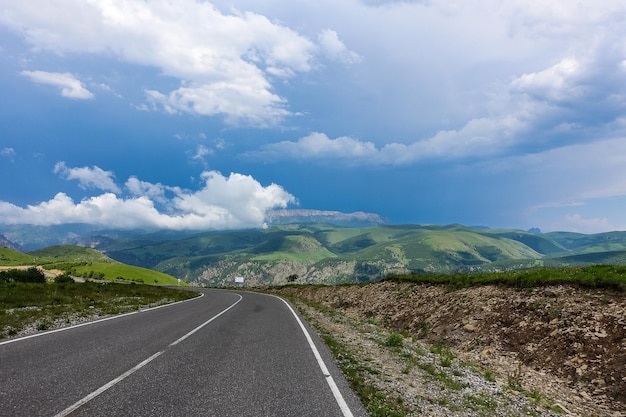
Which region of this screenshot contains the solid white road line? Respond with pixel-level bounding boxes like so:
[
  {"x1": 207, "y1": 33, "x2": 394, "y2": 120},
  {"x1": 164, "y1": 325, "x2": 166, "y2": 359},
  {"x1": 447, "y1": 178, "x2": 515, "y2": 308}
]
[
  {"x1": 276, "y1": 296, "x2": 355, "y2": 417},
  {"x1": 0, "y1": 292, "x2": 205, "y2": 347},
  {"x1": 53, "y1": 294, "x2": 243, "y2": 417}
]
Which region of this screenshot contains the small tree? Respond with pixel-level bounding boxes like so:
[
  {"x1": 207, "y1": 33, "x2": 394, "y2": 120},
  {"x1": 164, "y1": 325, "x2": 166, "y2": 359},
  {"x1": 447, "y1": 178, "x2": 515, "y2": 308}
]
[{"x1": 287, "y1": 274, "x2": 299, "y2": 283}]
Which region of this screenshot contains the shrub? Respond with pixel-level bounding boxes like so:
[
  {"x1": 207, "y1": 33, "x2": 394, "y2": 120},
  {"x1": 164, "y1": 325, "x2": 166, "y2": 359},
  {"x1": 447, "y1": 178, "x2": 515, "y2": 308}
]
[
  {"x1": 0, "y1": 267, "x2": 46, "y2": 283},
  {"x1": 384, "y1": 333, "x2": 404, "y2": 348},
  {"x1": 54, "y1": 274, "x2": 74, "y2": 284}
]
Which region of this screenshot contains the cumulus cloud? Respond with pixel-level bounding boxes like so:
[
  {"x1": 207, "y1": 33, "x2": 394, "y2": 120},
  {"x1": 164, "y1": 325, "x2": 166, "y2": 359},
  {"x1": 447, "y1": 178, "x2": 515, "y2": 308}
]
[
  {"x1": 1, "y1": 0, "x2": 359, "y2": 125},
  {"x1": 248, "y1": 116, "x2": 524, "y2": 165},
  {"x1": 253, "y1": 132, "x2": 378, "y2": 160},
  {"x1": 20, "y1": 71, "x2": 94, "y2": 99},
  {"x1": 318, "y1": 29, "x2": 361, "y2": 64},
  {"x1": 0, "y1": 170, "x2": 295, "y2": 230},
  {"x1": 145, "y1": 81, "x2": 290, "y2": 126},
  {"x1": 53, "y1": 162, "x2": 121, "y2": 193},
  {"x1": 250, "y1": 29, "x2": 626, "y2": 166}
]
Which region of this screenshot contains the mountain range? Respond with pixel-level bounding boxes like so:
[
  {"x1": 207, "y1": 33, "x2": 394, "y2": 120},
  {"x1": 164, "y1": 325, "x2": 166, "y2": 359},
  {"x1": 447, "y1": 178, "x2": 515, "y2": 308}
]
[{"x1": 3, "y1": 221, "x2": 626, "y2": 286}]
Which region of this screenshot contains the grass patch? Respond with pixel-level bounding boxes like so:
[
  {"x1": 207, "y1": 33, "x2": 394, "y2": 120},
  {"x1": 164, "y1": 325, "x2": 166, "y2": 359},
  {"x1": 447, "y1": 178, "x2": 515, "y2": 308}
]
[
  {"x1": 430, "y1": 340, "x2": 456, "y2": 367},
  {"x1": 383, "y1": 332, "x2": 404, "y2": 348},
  {"x1": 464, "y1": 393, "x2": 498, "y2": 414},
  {"x1": 0, "y1": 281, "x2": 198, "y2": 339},
  {"x1": 385, "y1": 264, "x2": 626, "y2": 291},
  {"x1": 484, "y1": 369, "x2": 496, "y2": 382},
  {"x1": 320, "y1": 331, "x2": 410, "y2": 417}
]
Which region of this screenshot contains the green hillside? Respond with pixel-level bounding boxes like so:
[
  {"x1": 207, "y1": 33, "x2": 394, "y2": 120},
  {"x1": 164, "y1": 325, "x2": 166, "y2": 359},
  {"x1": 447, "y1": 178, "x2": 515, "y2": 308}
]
[
  {"x1": 544, "y1": 231, "x2": 626, "y2": 252},
  {"x1": 352, "y1": 229, "x2": 542, "y2": 273},
  {"x1": 481, "y1": 230, "x2": 567, "y2": 256},
  {"x1": 0, "y1": 247, "x2": 37, "y2": 266},
  {"x1": 21, "y1": 224, "x2": 623, "y2": 287},
  {"x1": 67, "y1": 262, "x2": 181, "y2": 284},
  {"x1": 29, "y1": 245, "x2": 112, "y2": 263},
  {"x1": 250, "y1": 234, "x2": 337, "y2": 261},
  {"x1": 1, "y1": 245, "x2": 181, "y2": 285}
]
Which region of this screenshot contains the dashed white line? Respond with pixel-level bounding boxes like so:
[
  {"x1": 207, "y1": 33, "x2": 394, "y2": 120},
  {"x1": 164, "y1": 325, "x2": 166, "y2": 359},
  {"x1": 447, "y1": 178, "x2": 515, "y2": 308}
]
[{"x1": 53, "y1": 293, "x2": 242, "y2": 417}]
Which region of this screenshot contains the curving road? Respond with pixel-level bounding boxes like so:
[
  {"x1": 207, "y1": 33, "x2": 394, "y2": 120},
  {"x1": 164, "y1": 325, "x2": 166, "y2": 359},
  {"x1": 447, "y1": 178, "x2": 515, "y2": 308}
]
[{"x1": 0, "y1": 289, "x2": 368, "y2": 417}]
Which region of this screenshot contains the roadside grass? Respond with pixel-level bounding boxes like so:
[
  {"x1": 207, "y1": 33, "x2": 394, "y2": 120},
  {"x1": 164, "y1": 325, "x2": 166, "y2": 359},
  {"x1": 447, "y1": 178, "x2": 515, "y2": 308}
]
[
  {"x1": 280, "y1": 296, "x2": 411, "y2": 416},
  {"x1": 385, "y1": 264, "x2": 626, "y2": 291},
  {"x1": 0, "y1": 281, "x2": 198, "y2": 340},
  {"x1": 319, "y1": 325, "x2": 411, "y2": 417}
]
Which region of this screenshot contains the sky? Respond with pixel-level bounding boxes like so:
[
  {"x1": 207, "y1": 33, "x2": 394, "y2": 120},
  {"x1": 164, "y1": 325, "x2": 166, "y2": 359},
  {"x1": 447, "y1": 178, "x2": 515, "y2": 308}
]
[{"x1": 1, "y1": 0, "x2": 626, "y2": 234}]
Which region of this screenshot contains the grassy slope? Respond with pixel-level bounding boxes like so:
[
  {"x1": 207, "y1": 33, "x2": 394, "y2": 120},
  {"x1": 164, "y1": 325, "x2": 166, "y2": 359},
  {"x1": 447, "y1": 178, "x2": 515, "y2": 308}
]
[
  {"x1": 0, "y1": 247, "x2": 36, "y2": 266},
  {"x1": 480, "y1": 229, "x2": 567, "y2": 256},
  {"x1": 28, "y1": 245, "x2": 113, "y2": 264},
  {"x1": 352, "y1": 229, "x2": 542, "y2": 270},
  {"x1": 46, "y1": 224, "x2": 626, "y2": 284},
  {"x1": 250, "y1": 234, "x2": 337, "y2": 261},
  {"x1": 68, "y1": 262, "x2": 181, "y2": 284},
  {"x1": 545, "y1": 231, "x2": 626, "y2": 252},
  {"x1": 1, "y1": 245, "x2": 181, "y2": 285}
]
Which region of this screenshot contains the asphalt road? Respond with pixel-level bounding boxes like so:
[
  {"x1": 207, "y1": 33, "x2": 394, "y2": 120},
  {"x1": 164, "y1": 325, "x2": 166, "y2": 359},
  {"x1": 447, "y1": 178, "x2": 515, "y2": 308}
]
[{"x1": 0, "y1": 289, "x2": 368, "y2": 417}]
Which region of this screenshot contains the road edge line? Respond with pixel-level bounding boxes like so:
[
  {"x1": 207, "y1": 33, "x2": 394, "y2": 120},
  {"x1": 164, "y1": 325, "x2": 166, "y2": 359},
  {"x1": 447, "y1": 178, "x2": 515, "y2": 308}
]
[
  {"x1": 275, "y1": 296, "x2": 355, "y2": 417},
  {"x1": 0, "y1": 292, "x2": 204, "y2": 347}
]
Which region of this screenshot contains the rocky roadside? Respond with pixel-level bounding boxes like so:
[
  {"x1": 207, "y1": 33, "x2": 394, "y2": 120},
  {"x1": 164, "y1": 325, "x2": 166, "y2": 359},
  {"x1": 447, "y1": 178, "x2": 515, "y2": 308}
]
[{"x1": 269, "y1": 281, "x2": 625, "y2": 417}]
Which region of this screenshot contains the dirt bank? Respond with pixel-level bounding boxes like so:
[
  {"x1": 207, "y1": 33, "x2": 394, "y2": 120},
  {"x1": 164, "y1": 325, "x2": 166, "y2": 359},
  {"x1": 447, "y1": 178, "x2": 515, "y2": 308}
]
[{"x1": 273, "y1": 281, "x2": 626, "y2": 416}]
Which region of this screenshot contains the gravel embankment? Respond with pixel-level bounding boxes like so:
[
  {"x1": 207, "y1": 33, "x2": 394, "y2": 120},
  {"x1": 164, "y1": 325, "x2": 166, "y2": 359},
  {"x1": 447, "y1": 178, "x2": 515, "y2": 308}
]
[{"x1": 270, "y1": 282, "x2": 626, "y2": 417}]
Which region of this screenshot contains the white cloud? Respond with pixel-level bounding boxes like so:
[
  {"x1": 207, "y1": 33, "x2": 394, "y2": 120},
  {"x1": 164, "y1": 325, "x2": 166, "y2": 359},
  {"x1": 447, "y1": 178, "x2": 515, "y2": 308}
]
[
  {"x1": 510, "y1": 58, "x2": 582, "y2": 102},
  {"x1": 20, "y1": 70, "x2": 94, "y2": 99},
  {"x1": 254, "y1": 132, "x2": 377, "y2": 161},
  {"x1": 53, "y1": 162, "x2": 121, "y2": 193},
  {"x1": 249, "y1": 116, "x2": 524, "y2": 165},
  {"x1": 0, "y1": 170, "x2": 295, "y2": 230},
  {"x1": 189, "y1": 144, "x2": 213, "y2": 168},
  {"x1": 2, "y1": 0, "x2": 345, "y2": 125},
  {"x1": 552, "y1": 214, "x2": 614, "y2": 234},
  {"x1": 250, "y1": 27, "x2": 626, "y2": 166},
  {"x1": 1, "y1": 147, "x2": 16, "y2": 160},
  {"x1": 145, "y1": 81, "x2": 290, "y2": 126},
  {"x1": 318, "y1": 29, "x2": 361, "y2": 64},
  {"x1": 193, "y1": 145, "x2": 213, "y2": 160},
  {"x1": 125, "y1": 177, "x2": 169, "y2": 204}
]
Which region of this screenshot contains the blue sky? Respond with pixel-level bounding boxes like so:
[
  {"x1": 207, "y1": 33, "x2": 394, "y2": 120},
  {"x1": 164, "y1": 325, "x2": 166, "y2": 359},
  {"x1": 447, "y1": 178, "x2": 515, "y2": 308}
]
[{"x1": 1, "y1": 0, "x2": 626, "y2": 233}]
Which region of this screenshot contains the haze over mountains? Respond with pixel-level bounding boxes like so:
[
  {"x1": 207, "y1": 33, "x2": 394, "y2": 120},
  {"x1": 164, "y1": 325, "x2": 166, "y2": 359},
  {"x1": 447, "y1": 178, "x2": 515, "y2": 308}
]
[{"x1": 0, "y1": 210, "x2": 388, "y2": 251}]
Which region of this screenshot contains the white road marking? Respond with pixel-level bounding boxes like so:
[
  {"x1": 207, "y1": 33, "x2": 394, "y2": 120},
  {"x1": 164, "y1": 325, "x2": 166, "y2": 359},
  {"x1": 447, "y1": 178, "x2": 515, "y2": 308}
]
[
  {"x1": 276, "y1": 296, "x2": 355, "y2": 417},
  {"x1": 53, "y1": 293, "x2": 243, "y2": 417},
  {"x1": 0, "y1": 292, "x2": 204, "y2": 347}
]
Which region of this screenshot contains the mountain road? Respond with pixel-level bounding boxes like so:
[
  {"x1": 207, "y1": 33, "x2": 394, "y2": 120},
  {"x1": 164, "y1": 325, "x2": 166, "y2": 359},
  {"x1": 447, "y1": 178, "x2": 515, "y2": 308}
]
[{"x1": 0, "y1": 289, "x2": 368, "y2": 417}]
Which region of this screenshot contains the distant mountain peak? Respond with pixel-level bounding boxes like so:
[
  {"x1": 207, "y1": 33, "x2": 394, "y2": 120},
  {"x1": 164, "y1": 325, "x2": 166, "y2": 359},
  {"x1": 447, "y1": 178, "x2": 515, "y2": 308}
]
[
  {"x1": 266, "y1": 209, "x2": 388, "y2": 227},
  {"x1": 0, "y1": 234, "x2": 22, "y2": 252}
]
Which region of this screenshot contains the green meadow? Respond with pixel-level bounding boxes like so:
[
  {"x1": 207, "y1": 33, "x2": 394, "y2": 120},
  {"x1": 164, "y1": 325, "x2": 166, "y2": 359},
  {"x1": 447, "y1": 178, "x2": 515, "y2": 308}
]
[{"x1": 0, "y1": 278, "x2": 198, "y2": 340}]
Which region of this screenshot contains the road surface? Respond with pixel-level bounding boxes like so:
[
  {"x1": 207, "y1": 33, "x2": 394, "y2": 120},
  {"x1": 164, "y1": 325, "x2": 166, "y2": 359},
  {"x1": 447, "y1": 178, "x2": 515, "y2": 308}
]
[{"x1": 0, "y1": 289, "x2": 368, "y2": 416}]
